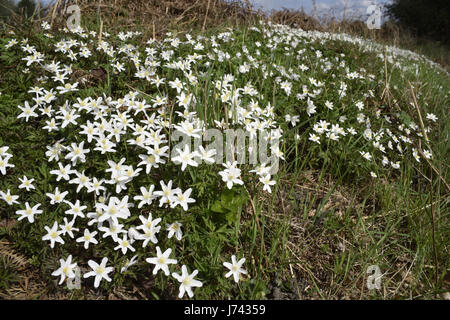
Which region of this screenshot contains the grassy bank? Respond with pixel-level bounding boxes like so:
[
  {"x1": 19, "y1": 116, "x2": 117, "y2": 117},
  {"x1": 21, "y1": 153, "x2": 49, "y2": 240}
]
[{"x1": 0, "y1": 1, "x2": 448, "y2": 300}]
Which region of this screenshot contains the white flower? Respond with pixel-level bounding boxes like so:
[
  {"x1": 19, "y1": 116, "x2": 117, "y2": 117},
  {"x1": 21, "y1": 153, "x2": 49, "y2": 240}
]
[
  {"x1": 285, "y1": 114, "x2": 300, "y2": 127},
  {"x1": 46, "y1": 187, "x2": 69, "y2": 205},
  {"x1": 64, "y1": 199, "x2": 87, "y2": 219},
  {"x1": 249, "y1": 163, "x2": 270, "y2": 177},
  {"x1": 391, "y1": 161, "x2": 400, "y2": 169},
  {"x1": 169, "y1": 77, "x2": 184, "y2": 93},
  {"x1": 99, "y1": 219, "x2": 126, "y2": 242},
  {"x1": 133, "y1": 185, "x2": 156, "y2": 208},
  {"x1": 309, "y1": 133, "x2": 320, "y2": 144},
  {"x1": 114, "y1": 234, "x2": 135, "y2": 255},
  {"x1": 59, "y1": 217, "x2": 79, "y2": 238},
  {"x1": 355, "y1": 101, "x2": 364, "y2": 110},
  {"x1": 83, "y1": 257, "x2": 114, "y2": 288},
  {"x1": 42, "y1": 221, "x2": 64, "y2": 248},
  {"x1": 171, "y1": 144, "x2": 199, "y2": 171},
  {"x1": 18, "y1": 176, "x2": 35, "y2": 191},
  {"x1": 218, "y1": 166, "x2": 244, "y2": 190},
  {"x1": 86, "y1": 177, "x2": 106, "y2": 195},
  {"x1": 137, "y1": 153, "x2": 161, "y2": 174},
  {"x1": 197, "y1": 146, "x2": 216, "y2": 164},
  {"x1": 57, "y1": 108, "x2": 80, "y2": 128},
  {"x1": 121, "y1": 255, "x2": 138, "y2": 273},
  {"x1": 17, "y1": 101, "x2": 38, "y2": 122},
  {"x1": 170, "y1": 188, "x2": 196, "y2": 211},
  {"x1": 0, "y1": 189, "x2": 19, "y2": 205},
  {"x1": 0, "y1": 156, "x2": 14, "y2": 175},
  {"x1": 136, "y1": 212, "x2": 161, "y2": 232},
  {"x1": 16, "y1": 202, "x2": 42, "y2": 223},
  {"x1": 306, "y1": 98, "x2": 316, "y2": 117},
  {"x1": 360, "y1": 151, "x2": 372, "y2": 161},
  {"x1": 146, "y1": 246, "x2": 177, "y2": 276},
  {"x1": 50, "y1": 162, "x2": 75, "y2": 182},
  {"x1": 173, "y1": 120, "x2": 202, "y2": 138},
  {"x1": 172, "y1": 265, "x2": 203, "y2": 298},
  {"x1": 259, "y1": 174, "x2": 276, "y2": 193},
  {"x1": 65, "y1": 141, "x2": 89, "y2": 165},
  {"x1": 154, "y1": 180, "x2": 180, "y2": 207},
  {"x1": 96, "y1": 196, "x2": 131, "y2": 225},
  {"x1": 57, "y1": 82, "x2": 79, "y2": 94},
  {"x1": 137, "y1": 224, "x2": 161, "y2": 247},
  {"x1": 426, "y1": 113, "x2": 438, "y2": 122},
  {"x1": 68, "y1": 171, "x2": 91, "y2": 193},
  {"x1": 0, "y1": 146, "x2": 12, "y2": 159},
  {"x1": 76, "y1": 229, "x2": 98, "y2": 249},
  {"x1": 223, "y1": 255, "x2": 248, "y2": 283},
  {"x1": 166, "y1": 222, "x2": 183, "y2": 240},
  {"x1": 52, "y1": 255, "x2": 77, "y2": 285}
]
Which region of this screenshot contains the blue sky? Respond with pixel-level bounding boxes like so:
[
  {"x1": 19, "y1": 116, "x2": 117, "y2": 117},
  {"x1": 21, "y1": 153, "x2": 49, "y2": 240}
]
[{"x1": 250, "y1": 0, "x2": 391, "y2": 20}]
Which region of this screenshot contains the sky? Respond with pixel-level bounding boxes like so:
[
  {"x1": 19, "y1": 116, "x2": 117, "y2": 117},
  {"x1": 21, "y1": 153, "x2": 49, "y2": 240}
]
[{"x1": 250, "y1": 0, "x2": 391, "y2": 20}]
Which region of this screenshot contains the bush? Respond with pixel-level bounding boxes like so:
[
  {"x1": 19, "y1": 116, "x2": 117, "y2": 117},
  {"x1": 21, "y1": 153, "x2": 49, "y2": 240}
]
[{"x1": 386, "y1": 0, "x2": 450, "y2": 44}]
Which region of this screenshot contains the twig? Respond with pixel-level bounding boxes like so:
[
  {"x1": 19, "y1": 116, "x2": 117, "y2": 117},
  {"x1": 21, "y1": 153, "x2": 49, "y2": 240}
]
[
  {"x1": 429, "y1": 171, "x2": 439, "y2": 286},
  {"x1": 286, "y1": 244, "x2": 322, "y2": 285},
  {"x1": 152, "y1": 21, "x2": 155, "y2": 40},
  {"x1": 393, "y1": 251, "x2": 418, "y2": 295},
  {"x1": 50, "y1": 0, "x2": 61, "y2": 27},
  {"x1": 202, "y1": 0, "x2": 211, "y2": 32},
  {"x1": 381, "y1": 46, "x2": 393, "y2": 108},
  {"x1": 31, "y1": 0, "x2": 41, "y2": 20},
  {"x1": 97, "y1": 0, "x2": 103, "y2": 45},
  {"x1": 132, "y1": 285, "x2": 147, "y2": 300},
  {"x1": 408, "y1": 81, "x2": 429, "y2": 143},
  {"x1": 174, "y1": 0, "x2": 201, "y2": 23},
  {"x1": 243, "y1": 184, "x2": 268, "y2": 270},
  {"x1": 124, "y1": 83, "x2": 152, "y2": 98}
]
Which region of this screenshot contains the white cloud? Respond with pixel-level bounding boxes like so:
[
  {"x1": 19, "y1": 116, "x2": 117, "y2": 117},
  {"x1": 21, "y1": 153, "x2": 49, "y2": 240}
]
[{"x1": 317, "y1": 3, "x2": 331, "y2": 11}]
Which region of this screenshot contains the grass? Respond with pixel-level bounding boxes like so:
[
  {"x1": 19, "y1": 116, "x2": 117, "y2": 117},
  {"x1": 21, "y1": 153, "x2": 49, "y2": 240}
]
[{"x1": 0, "y1": 7, "x2": 448, "y2": 300}]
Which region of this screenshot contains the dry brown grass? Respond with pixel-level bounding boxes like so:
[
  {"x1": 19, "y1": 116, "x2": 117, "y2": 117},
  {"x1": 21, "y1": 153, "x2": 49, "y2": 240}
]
[
  {"x1": 257, "y1": 170, "x2": 365, "y2": 299},
  {"x1": 40, "y1": 0, "x2": 262, "y2": 38}
]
